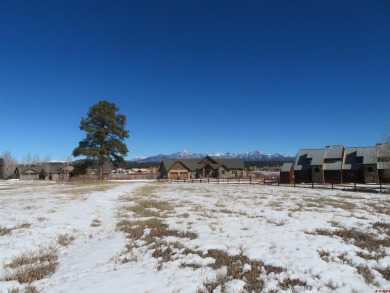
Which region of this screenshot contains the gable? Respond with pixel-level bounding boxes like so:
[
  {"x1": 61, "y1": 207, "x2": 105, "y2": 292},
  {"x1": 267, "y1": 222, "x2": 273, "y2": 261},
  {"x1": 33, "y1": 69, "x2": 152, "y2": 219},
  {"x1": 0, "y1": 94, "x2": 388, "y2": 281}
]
[
  {"x1": 198, "y1": 156, "x2": 218, "y2": 164},
  {"x1": 170, "y1": 161, "x2": 189, "y2": 171}
]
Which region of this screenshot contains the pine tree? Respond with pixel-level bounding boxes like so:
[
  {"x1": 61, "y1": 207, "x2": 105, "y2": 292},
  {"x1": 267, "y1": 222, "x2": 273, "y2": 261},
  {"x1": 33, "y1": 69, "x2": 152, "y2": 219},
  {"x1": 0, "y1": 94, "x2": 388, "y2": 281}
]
[{"x1": 72, "y1": 101, "x2": 129, "y2": 180}]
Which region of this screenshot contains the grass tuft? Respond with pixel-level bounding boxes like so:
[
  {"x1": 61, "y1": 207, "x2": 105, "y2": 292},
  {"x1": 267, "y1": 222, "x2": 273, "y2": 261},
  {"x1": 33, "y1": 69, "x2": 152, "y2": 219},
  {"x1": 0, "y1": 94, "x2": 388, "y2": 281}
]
[
  {"x1": 3, "y1": 246, "x2": 59, "y2": 284},
  {"x1": 57, "y1": 233, "x2": 75, "y2": 247}
]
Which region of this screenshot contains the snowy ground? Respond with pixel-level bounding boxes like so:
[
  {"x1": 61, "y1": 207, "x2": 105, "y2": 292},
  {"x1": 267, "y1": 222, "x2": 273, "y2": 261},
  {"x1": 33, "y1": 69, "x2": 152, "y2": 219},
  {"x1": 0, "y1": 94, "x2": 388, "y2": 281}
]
[{"x1": 0, "y1": 180, "x2": 389, "y2": 293}]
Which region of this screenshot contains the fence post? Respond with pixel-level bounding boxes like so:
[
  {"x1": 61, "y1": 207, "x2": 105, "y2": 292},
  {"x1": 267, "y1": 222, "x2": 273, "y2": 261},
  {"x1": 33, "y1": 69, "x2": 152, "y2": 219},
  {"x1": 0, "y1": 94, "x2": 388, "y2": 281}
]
[
  {"x1": 208, "y1": 178, "x2": 209, "y2": 184},
  {"x1": 228, "y1": 178, "x2": 230, "y2": 184},
  {"x1": 354, "y1": 182, "x2": 356, "y2": 192},
  {"x1": 380, "y1": 183, "x2": 382, "y2": 193},
  {"x1": 250, "y1": 177, "x2": 251, "y2": 185},
  {"x1": 312, "y1": 182, "x2": 314, "y2": 189},
  {"x1": 331, "y1": 183, "x2": 334, "y2": 190},
  {"x1": 218, "y1": 178, "x2": 219, "y2": 184}
]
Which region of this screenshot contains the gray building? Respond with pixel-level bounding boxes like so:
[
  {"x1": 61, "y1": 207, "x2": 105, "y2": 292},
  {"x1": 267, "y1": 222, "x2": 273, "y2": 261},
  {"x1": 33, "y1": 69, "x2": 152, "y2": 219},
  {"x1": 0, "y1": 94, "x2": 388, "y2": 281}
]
[{"x1": 284, "y1": 143, "x2": 390, "y2": 184}]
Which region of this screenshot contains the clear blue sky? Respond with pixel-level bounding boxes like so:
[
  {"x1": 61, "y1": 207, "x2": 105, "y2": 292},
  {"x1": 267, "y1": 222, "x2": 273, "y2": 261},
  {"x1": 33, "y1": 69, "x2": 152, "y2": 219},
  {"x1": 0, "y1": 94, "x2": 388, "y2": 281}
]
[{"x1": 1, "y1": 0, "x2": 389, "y2": 162}]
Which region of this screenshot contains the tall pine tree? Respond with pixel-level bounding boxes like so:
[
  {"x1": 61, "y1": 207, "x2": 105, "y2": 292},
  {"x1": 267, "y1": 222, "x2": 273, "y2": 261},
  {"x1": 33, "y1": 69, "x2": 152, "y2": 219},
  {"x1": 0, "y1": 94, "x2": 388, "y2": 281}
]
[{"x1": 73, "y1": 101, "x2": 129, "y2": 180}]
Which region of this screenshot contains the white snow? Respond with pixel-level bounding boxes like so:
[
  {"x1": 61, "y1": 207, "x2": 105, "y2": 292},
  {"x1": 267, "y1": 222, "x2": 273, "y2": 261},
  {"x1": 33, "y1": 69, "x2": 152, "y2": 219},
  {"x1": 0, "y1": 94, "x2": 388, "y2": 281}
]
[{"x1": 0, "y1": 180, "x2": 389, "y2": 292}]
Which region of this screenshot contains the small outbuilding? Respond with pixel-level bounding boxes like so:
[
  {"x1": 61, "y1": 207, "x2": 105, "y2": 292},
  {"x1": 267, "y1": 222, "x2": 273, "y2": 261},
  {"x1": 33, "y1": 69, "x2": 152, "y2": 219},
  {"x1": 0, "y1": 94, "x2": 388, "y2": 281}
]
[{"x1": 280, "y1": 162, "x2": 294, "y2": 183}]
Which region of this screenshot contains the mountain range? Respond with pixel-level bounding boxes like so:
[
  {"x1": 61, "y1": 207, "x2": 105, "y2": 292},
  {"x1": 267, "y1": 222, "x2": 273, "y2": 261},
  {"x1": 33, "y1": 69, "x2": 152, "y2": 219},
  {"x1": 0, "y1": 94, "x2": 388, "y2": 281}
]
[{"x1": 130, "y1": 150, "x2": 295, "y2": 162}]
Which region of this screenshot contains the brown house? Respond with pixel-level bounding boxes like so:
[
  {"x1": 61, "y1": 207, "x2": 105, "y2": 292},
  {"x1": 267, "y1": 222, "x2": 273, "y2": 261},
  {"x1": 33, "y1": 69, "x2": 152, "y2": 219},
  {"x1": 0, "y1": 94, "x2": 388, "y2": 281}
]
[
  {"x1": 14, "y1": 162, "x2": 74, "y2": 181},
  {"x1": 159, "y1": 156, "x2": 245, "y2": 180}
]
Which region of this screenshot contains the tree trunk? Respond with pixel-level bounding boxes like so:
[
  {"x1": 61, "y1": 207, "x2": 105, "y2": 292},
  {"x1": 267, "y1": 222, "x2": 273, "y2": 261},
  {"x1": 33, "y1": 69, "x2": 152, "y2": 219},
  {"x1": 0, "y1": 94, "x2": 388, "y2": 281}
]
[{"x1": 99, "y1": 162, "x2": 104, "y2": 180}]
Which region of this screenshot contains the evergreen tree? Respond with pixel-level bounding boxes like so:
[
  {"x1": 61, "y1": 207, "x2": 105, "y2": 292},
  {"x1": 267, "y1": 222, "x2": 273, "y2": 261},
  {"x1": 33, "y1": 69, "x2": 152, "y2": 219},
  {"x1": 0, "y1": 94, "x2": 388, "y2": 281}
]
[{"x1": 72, "y1": 101, "x2": 129, "y2": 180}]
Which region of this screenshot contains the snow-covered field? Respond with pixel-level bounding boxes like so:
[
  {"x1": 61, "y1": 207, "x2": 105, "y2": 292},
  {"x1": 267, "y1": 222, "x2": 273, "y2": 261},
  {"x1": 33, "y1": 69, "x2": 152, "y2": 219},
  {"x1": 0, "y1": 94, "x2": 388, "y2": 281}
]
[{"x1": 0, "y1": 180, "x2": 389, "y2": 293}]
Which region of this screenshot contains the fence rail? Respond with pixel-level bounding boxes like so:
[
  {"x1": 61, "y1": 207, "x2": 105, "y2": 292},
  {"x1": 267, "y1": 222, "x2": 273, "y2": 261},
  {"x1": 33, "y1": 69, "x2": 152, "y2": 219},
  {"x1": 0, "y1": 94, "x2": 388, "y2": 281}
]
[{"x1": 161, "y1": 177, "x2": 390, "y2": 193}]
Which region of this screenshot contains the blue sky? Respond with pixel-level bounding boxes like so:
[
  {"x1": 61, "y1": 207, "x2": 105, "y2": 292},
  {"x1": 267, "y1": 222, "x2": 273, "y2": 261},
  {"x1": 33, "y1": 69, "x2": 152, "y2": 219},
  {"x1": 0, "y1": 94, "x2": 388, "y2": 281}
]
[{"x1": 1, "y1": 0, "x2": 389, "y2": 162}]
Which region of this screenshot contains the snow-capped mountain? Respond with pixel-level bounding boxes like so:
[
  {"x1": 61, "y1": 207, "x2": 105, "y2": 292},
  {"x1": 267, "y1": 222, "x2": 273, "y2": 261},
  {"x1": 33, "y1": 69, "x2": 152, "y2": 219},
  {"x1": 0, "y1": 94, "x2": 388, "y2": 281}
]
[{"x1": 130, "y1": 150, "x2": 295, "y2": 162}]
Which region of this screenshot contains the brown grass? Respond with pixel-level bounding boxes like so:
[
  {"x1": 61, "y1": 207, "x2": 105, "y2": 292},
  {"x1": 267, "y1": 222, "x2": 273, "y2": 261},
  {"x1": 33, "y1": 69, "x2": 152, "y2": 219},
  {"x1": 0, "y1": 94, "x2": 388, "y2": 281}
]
[
  {"x1": 318, "y1": 250, "x2": 331, "y2": 262},
  {"x1": 0, "y1": 223, "x2": 31, "y2": 236},
  {"x1": 90, "y1": 218, "x2": 101, "y2": 227},
  {"x1": 375, "y1": 265, "x2": 390, "y2": 280},
  {"x1": 7, "y1": 284, "x2": 39, "y2": 293},
  {"x1": 279, "y1": 278, "x2": 310, "y2": 290},
  {"x1": 3, "y1": 246, "x2": 59, "y2": 284},
  {"x1": 308, "y1": 227, "x2": 390, "y2": 252},
  {"x1": 57, "y1": 233, "x2": 75, "y2": 247},
  {"x1": 303, "y1": 197, "x2": 356, "y2": 211},
  {"x1": 0, "y1": 225, "x2": 12, "y2": 236}
]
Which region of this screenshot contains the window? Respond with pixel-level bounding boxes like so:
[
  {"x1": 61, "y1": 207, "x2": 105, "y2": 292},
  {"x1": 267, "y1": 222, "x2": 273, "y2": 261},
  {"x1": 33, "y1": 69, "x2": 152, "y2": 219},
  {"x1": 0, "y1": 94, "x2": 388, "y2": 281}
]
[
  {"x1": 222, "y1": 170, "x2": 225, "y2": 175},
  {"x1": 177, "y1": 164, "x2": 181, "y2": 169},
  {"x1": 367, "y1": 167, "x2": 374, "y2": 173},
  {"x1": 314, "y1": 167, "x2": 320, "y2": 173}
]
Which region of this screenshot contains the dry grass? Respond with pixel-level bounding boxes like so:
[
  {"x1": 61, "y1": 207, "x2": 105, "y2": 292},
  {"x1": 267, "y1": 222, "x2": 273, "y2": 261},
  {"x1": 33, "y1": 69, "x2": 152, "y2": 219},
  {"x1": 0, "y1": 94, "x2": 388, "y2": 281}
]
[
  {"x1": 58, "y1": 181, "x2": 120, "y2": 195},
  {"x1": 318, "y1": 250, "x2": 331, "y2": 262},
  {"x1": 364, "y1": 201, "x2": 390, "y2": 215},
  {"x1": 196, "y1": 248, "x2": 311, "y2": 292},
  {"x1": 372, "y1": 221, "x2": 390, "y2": 234},
  {"x1": 7, "y1": 284, "x2": 39, "y2": 293},
  {"x1": 2, "y1": 246, "x2": 59, "y2": 284},
  {"x1": 90, "y1": 218, "x2": 101, "y2": 227},
  {"x1": 279, "y1": 278, "x2": 309, "y2": 290},
  {"x1": 0, "y1": 223, "x2": 31, "y2": 236},
  {"x1": 121, "y1": 199, "x2": 174, "y2": 218},
  {"x1": 355, "y1": 264, "x2": 375, "y2": 284},
  {"x1": 0, "y1": 225, "x2": 12, "y2": 236},
  {"x1": 308, "y1": 226, "x2": 390, "y2": 252},
  {"x1": 265, "y1": 217, "x2": 286, "y2": 226},
  {"x1": 303, "y1": 197, "x2": 356, "y2": 211},
  {"x1": 57, "y1": 233, "x2": 75, "y2": 247},
  {"x1": 375, "y1": 265, "x2": 390, "y2": 280}
]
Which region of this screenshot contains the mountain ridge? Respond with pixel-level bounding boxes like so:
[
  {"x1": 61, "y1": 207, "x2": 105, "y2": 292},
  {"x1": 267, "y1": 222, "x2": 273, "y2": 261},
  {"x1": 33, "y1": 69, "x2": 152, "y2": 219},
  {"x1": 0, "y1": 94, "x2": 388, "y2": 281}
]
[{"x1": 130, "y1": 150, "x2": 295, "y2": 162}]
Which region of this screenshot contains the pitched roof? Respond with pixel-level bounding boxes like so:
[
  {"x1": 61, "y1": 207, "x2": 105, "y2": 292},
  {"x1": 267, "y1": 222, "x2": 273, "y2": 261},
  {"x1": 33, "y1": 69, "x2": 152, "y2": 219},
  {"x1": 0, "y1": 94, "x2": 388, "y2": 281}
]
[
  {"x1": 294, "y1": 149, "x2": 310, "y2": 171},
  {"x1": 325, "y1": 145, "x2": 344, "y2": 159},
  {"x1": 281, "y1": 162, "x2": 293, "y2": 172},
  {"x1": 217, "y1": 159, "x2": 245, "y2": 169},
  {"x1": 324, "y1": 161, "x2": 342, "y2": 170},
  {"x1": 377, "y1": 143, "x2": 390, "y2": 158},
  {"x1": 357, "y1": 147, "x2": 377, "y2": 164},
  {"x1": 308, "y1": 149, "x2": 326, "y2": 165},
  {"x1": 161, "y1": 157, "x2": 245, "y2": 172},
  {"x1": 378, "y1": 161, "x2": 390, "y2": 170},
  {"x1": 343, "y1": 147, "x2": 358, "y2": 170}
]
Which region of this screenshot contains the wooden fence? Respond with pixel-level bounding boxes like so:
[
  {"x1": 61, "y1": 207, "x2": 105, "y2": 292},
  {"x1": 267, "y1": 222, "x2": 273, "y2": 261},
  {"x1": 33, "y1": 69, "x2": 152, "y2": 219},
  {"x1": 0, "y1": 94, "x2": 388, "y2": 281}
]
[{"x1": 162, "y1": 177, "x2": 390, "y2": 193}]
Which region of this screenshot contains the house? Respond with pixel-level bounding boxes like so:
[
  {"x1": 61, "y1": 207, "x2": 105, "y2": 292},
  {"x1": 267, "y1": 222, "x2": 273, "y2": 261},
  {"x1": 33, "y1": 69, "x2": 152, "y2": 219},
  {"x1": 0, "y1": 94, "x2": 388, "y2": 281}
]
[
  {"x1": 294, "y1": 148, "x2": 325, "y2": 183},
  {"x1": 288, "y1": 143, "x2": 390, "y2": 184},
  {"x1": 323, "y1": 145, "x2": 344, "y2": 183},
  {"x1": 14, "y1": 162, "x2": 74, "y2": 181},
  {"x1": 356, "y1": 146, "x2": 378, "y2": 183},
  {"x1": 159, "y1": 156, "x2": 245, "y2": 180}
]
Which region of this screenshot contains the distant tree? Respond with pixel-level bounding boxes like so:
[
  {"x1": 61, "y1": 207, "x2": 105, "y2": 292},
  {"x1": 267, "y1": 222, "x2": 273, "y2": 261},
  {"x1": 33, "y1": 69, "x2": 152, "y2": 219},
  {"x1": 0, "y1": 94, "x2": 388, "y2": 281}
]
[
  {"x1": 32, "y1": 154, "x2": 40, "y2": 164},
  {"x1": 72, "y1": 100, "x2": 129, "y2": 180},
  {"x1": 1, "y1": 151, "x2": 17, "y2": 179},
  {"x1": 22, "y1": 153, "x2": 33, "y2": 165},
  {"x1": 44, "y1": 154, "x2": 52, "y2": 162},
  {"x1": 0, "y1": 158, "x2": 4, "y2": 179}
]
